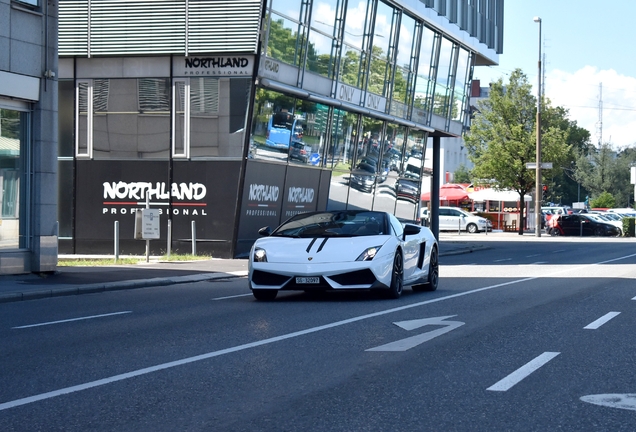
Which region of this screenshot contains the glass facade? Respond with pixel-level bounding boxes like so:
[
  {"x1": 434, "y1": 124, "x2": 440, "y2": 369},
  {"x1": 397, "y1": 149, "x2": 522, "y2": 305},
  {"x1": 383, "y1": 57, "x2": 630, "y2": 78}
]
[
  {"x1": 264, "y1": 0, "x2": 475, "y2": 131},
  {"x1": 0, "y1": 108, "x2": 26, "y2": 249}
]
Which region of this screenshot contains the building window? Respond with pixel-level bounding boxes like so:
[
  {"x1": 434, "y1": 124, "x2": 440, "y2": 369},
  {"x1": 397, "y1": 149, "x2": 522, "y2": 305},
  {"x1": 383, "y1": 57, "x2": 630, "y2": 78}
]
[
  {"x1": 76, "y1": 78, "x2": 171, "y2": 159},
  {"x1": 0, "y1": 107, "x2": 27, "y2": 249},
  {"x1": 173, "y1": 77, "x2": 250, "y2": 159}
]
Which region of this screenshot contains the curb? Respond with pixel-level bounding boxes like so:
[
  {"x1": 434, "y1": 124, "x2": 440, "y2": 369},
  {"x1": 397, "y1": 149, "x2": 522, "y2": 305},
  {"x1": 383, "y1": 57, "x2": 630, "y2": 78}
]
[{"x1": 0, "y1": 271, "x2": 248, "y2": 304}]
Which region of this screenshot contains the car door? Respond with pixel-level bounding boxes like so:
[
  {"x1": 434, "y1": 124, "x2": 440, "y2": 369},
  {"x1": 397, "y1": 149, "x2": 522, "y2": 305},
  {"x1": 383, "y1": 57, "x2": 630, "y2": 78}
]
[
  {"x1": 448, "y1": 209, "x2": 466, "y2": 230},
  {"x1": 438, "y1": 208, "x2": 453, "y2": 230}
]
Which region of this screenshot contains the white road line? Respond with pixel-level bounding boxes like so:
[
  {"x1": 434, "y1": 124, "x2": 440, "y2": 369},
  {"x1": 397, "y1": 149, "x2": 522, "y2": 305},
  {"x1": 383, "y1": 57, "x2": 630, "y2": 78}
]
[
  {"x1": 632, "y1": 295, "x2": 636, "y2": 301},
  {"x1": 487, "y1": 352, "x2": 560, "y2": 392},
  {"x1": 526, "y1": 254, "x2": 540, "y2": 258},
  {"x1": 3, "y1": 251, "x2": 636, "y2": 411},
  {"x1": 212, "y1": 293, "x2": 252, "y2": 301},
  {"x1": 584, "y1": 311, "x2": 621, "y2": 330},
  {"x1": 531, "y1": 262, "x2": 548, "y2": 265},
  {"x1": 493, "y1": 258, "x2": 512, "y2": 262},
  {"x1": 552, "y1": 249, "x2": 566, "y2": 253},
  {"x1": 11, "y1": 311, "x2": 132, "y2": 329}
]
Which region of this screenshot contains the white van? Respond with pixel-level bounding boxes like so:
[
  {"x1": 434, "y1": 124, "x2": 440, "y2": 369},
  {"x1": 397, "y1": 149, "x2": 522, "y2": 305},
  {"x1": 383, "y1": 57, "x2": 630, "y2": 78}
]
[{"x1": 437, "y1": 206, "x2": 492, "y2": 233}]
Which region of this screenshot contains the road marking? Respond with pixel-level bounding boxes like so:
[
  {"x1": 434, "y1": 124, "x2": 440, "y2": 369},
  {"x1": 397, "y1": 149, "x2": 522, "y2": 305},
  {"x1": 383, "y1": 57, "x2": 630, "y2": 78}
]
[
  {"x1": 584, "y1": 312, "x2": 621, "y2": 329},
  {"x1": 531, "y1": 262, "x2": 548, "y2": 265},
  {"x1": 580, "y1": 394, "x2": 636, "y2": 411},
  {"x1": 552, "y1": 249, "x2": 565, "y2": 253},
  {"x1": 366, "y1": 315, "x2": 465, "y2": 352},
  {"x1": 212, "y1": 293, "x2": 252, "y2": 301},
  {"x1": 3, "y1": 251, "x2": 636, "y2": 411},
  {"x1": 493, "y1": 258, "x2": 512, "y2": 262},
  {"x1": 11, "y1": 311, "x2": 132, "y2": 329},
  {"x1": 526, "y1": 254, "x2": 540, "y2": 258},
  {"x1": 632, "y1": 295, "x2": 636, "y2": 300},
  {"x1": 487, "y1": 352, "x2": 560, "y2": 392}
]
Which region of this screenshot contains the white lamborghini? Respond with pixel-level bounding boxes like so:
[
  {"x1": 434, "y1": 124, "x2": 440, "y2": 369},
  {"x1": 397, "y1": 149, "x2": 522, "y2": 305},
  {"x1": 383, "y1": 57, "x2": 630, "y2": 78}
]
[{"x1": 248, "y1": 210, "x2": 439, "y2": 300}]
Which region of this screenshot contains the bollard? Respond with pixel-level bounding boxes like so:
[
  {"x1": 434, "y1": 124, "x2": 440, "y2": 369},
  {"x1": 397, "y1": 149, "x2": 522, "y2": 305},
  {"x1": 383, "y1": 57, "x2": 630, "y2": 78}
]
[
  {"x1": 191, "y1": 220, "x2": 197, "y2": 256},
  {"x1": 167, "y1": 219, "x2": 172, "y2": 258},
  {"x1": 114, "y1": 221, "x2": 120, "y2": 263}
]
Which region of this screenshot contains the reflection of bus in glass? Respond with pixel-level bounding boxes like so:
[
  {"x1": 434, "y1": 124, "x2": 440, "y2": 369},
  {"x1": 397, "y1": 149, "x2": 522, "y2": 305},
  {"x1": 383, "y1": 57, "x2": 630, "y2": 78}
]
[{"x1": 265, "y1": 112, "x2": 305, "y2": 151}]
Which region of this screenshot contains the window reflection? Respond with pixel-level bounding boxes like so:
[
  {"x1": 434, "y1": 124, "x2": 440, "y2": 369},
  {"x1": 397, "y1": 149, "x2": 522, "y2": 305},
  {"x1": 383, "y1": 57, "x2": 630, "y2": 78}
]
[
  {"x1": 267, "y1": 13, "x2": 306, "y2": 68},
  {"x1": 413, "y1": 26, "x2": 436, "y2": 124},
  {"x1": 433, "y1": 37, "x2": 454, "y2": 118},
  {"x1": 452, "y1": 48, "x2": 471, "y2": 122}
]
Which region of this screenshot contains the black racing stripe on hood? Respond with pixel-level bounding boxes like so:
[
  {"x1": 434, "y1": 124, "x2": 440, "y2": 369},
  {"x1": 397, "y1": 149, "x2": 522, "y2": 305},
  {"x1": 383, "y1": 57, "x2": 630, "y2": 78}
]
[
  {"x1": 306, "y1": 238, "x2": 317, "y2": 253},
  {"x1": 316, "y1": 237, "x2": 328, "y2": 252}
]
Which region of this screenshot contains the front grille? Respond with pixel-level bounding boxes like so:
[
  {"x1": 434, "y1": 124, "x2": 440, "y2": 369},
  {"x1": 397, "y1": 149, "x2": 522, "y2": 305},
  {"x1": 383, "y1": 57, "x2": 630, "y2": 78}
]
[
  {"x1": 252, "y1": 270, "x2": 291, "y2": 286},
  {"x1": 329, "y1": 269, "x2": 377, "y2": 286}
]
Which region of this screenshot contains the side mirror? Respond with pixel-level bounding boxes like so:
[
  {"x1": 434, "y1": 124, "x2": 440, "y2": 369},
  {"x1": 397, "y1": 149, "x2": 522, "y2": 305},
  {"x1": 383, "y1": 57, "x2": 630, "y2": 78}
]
[
  {"x1": 258, "y1": 226, "x2": 272, "y2": 236},
  {"x1": 403, "y1": 224, "x2": 421, "y2": 239}
]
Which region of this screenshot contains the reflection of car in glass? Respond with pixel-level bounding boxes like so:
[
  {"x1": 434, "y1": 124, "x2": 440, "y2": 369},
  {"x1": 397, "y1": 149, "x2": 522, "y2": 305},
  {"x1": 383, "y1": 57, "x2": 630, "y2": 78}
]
[
  {"x1": 359, "y1": 155, "x2": 389, "y2": 183},
  {"x1": 249, "y1": 210, "x2": 439, "y2": 300},
  {"x1": 438, "y1": 206, "x2": 492, "y2": 233},
  {"x1": 385, "y1": 148, "x2": 402, "y2": 172},
  {"x1": 547, "y1": 214, "x2": 620, "y2": 237},
  {"x1": 350, "y1": 162, "x2": 377, "y2": 192},
  {"x1": 396, "y1": 177, "x2": 419, "y2": 203},
  {"x1": 289, "y1": 141, "x2": 310, "y2": 163},
  {"x1": 265, "y1": 112, "x2": 305, "y2": 151}
]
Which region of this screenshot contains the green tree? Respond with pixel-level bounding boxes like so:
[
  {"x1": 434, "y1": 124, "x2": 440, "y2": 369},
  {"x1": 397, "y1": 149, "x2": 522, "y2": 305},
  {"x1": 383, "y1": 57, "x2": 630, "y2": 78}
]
[
  {"x1": 453, "y1": 164, "x2": 472, "y2": 183},
  {"x1": 589, "y1": 191, "x2": 616, "y2": 208},
  {"x1": 465, "y1": 69, "x2": 570, "y2": 234}
]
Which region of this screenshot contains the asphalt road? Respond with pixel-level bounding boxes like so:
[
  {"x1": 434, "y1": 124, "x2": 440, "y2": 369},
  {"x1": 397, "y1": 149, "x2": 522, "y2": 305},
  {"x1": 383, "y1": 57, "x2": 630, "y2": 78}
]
[{"x1": 1, "y1": 237, "x2": 635, "y2": 431}]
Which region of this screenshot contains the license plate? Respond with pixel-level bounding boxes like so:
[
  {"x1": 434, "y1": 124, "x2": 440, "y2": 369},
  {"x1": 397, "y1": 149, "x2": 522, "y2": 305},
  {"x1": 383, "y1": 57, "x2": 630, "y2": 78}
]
[{"x1": 296, "y1": 277, "x2": 319, "y2": 284}]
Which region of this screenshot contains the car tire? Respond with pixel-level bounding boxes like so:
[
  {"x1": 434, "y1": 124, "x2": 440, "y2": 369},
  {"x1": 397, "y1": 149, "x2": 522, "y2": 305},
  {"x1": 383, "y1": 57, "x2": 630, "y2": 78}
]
[
  {"x1": 593, "y1": 227, "x2": 604, "y2": 236},
  {"x1": 413, "y1": 245, "x2": 438, "y2": 292},
  {"x1": 386, "y1": 250, "x2": 404, "y2": 299},
  {"x1": 467, "y1": 223, "x2": 478, "y2": 234},
  {"x1": 252, "y1": 289, "x2": 278, "y2": 301},
  {"x1": 550, "y1": 228, "x2": 561, "y2": 236}
]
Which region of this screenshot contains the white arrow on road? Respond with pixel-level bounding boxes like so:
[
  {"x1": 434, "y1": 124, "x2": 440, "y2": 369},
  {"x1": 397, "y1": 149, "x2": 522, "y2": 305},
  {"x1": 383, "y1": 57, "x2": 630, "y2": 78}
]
[
  {"x1": 366, "y1": 315, "x2": 465, "y2": 352},
  {"x1": 580, "y1": 394, "x2": 636, "y2": 411}
]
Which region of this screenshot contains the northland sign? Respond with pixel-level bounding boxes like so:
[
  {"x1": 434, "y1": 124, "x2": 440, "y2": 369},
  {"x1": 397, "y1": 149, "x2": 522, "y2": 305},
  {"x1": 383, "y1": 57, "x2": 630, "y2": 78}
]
[
  {"x1": 102, "y1": 181, "x2": 208, "y2": 216},
  {"x1": 172, "y1": 55, "x2": 254, "y2": 76}
]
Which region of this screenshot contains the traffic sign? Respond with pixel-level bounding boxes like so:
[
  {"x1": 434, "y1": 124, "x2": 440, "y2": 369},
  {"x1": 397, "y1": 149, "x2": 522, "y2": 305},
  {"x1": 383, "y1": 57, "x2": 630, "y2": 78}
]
[{"x1": 525, "y1": 162, "x2": 553, "y2": 169}]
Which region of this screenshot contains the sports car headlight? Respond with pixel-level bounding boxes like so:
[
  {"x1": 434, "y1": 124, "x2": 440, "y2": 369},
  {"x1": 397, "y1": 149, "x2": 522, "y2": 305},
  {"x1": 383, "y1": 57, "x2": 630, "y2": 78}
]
[
  {"x1": 253, "y1": 248, "x2": 268, "y2": 262},
  {"x1": 356, "y1": 246, "x2": 382, "y2": 261}
]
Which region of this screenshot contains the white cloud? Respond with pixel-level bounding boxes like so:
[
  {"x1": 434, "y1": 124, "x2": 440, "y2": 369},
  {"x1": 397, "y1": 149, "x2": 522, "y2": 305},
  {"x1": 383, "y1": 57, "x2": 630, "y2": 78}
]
[{"x1": 546, "y1": 66, "x2": 636, "y2": 148}]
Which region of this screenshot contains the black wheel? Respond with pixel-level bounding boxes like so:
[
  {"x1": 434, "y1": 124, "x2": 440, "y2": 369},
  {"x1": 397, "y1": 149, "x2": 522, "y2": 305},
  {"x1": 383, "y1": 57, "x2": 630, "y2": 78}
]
[
  {"x1": 593, "y1": 227, "x2": 604, "y2": 236},
  {"x1": 413, "y1": 245, "x2": 438, "y2": 292},
  {"x1": 252, "y1": 288, "x2": 278, "y2": 301},
  {"x1": 550, "y1": 228, "x2": 561, "y2": 236},
  {"x1": 467, "y1": 223, "x2": 478, "y2": 234},
  {"x1": 386, "y1": 250, "x2": 403, "y2": 299}
]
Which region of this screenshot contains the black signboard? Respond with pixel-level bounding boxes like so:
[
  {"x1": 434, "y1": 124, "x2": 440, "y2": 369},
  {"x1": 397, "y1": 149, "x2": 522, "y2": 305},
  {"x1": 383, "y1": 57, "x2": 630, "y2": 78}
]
[{"x1": 75, "y1": 160, "x2": 240, "y2": 257}]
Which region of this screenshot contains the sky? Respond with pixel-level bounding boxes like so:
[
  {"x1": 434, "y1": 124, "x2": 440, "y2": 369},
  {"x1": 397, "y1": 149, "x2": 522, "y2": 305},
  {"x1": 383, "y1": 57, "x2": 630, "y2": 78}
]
[{"x1": 473, "y1": 0, "x2": 636, "y2": 149}]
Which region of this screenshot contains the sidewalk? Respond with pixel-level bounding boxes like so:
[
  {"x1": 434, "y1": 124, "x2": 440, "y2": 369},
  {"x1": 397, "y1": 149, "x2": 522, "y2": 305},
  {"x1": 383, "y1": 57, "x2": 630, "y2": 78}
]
[{"x1": 0, "y1": 238, "x2": 490, "y2": 304}]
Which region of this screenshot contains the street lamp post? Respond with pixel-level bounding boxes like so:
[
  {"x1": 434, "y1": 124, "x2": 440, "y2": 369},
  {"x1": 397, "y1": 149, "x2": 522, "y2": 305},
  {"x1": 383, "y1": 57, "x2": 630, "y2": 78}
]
[{"x1": 534, "y1": 16, "x2": 542, "y2": 237}]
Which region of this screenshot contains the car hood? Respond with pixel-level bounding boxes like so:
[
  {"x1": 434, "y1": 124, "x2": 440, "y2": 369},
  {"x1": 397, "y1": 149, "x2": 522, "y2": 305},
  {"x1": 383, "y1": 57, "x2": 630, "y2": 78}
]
[{"x1": 254, "y1": 235, "x2": 390, "y2": 263}]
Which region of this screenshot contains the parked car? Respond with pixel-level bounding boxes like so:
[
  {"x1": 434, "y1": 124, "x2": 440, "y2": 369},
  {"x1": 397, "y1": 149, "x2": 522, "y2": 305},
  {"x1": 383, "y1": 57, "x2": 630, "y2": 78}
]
[
  {"x1": 587, "y1": 212, "x2": 623, "y2": 236},
  {"x1": 438, "y1": 206, "x2": 492, "y2": 233},
  {"x1": 547, "y1": 214, "x2": 620, "y2": 237}
]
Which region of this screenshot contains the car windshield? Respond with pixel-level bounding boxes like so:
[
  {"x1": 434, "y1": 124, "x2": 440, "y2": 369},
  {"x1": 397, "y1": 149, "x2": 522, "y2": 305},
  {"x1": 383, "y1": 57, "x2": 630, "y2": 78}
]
[{"x1": 271, "y1": 211, "x2": 387, "y2": 238}]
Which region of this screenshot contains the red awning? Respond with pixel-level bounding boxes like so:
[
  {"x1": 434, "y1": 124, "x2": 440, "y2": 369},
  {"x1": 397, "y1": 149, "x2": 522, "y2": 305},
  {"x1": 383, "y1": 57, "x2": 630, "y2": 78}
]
[{"x1": 421, "y1": 184, "x2": 469, "y2": 202}]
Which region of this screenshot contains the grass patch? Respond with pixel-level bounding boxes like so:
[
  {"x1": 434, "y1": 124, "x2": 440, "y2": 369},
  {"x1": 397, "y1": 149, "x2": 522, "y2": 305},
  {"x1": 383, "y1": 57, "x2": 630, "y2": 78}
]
[
  {"x1": 57, "y1": 254, "x2": 212, "y2": 266},
  {"x1": 57, "y1": 258, "x2": 142, "y2": 266}
]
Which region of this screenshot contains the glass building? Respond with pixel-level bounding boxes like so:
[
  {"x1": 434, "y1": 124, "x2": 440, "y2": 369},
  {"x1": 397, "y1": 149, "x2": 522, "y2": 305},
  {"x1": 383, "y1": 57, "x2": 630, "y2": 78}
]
[{"x1": 56, "y1": 0, "x2": 503, "y2": 258}]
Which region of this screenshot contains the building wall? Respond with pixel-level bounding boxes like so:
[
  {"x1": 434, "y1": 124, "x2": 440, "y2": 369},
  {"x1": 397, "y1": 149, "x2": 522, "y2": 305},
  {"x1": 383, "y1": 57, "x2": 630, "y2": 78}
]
[
  {"x1": 0, "y1": 0, "x2": 58, "y2": 274},
  {"x1": 55, "y1": 0, "x2": 503, "y2": 258}
]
